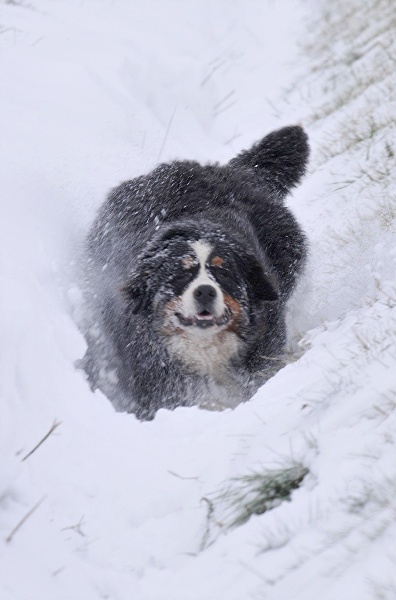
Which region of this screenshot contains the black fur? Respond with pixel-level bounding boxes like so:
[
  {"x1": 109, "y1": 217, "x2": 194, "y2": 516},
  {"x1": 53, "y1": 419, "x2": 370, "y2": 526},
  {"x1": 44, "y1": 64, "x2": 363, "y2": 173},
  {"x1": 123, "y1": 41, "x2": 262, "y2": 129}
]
[{"x1": 80, "y1": 125, "x2": 309, "y2": 419}]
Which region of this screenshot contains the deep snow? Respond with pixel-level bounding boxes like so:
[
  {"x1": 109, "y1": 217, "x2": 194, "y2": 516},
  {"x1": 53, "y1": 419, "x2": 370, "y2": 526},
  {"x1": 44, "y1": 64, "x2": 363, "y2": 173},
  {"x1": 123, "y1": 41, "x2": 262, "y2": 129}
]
[{"x1": 1, "y1": 0, "x2": 396, "y2": 598}]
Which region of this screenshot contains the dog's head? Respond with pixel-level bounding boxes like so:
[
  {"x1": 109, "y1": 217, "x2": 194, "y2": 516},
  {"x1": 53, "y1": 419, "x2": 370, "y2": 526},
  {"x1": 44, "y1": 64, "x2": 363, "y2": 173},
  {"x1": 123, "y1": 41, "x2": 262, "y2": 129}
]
[{"x1": 123, "y1": 221, "x2": 279, "y2": 342}]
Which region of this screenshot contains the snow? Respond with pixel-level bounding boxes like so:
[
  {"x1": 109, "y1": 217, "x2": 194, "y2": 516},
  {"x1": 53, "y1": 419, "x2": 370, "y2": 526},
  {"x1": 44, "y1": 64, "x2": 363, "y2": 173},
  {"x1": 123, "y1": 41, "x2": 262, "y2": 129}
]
[{"x1": 1, "y1": 0, "x2": 396, "y2": 598}]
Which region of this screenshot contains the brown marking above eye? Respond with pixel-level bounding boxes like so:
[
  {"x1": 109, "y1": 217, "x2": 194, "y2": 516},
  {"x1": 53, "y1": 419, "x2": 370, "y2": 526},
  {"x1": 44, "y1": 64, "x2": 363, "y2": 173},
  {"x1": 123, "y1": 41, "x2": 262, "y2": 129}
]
[
  {"x1": 211, "y1": 255, "x2": 224, "y2": 267},
  {"x1": 181, "y1": 256, "x2": 195, "y2": 269}
]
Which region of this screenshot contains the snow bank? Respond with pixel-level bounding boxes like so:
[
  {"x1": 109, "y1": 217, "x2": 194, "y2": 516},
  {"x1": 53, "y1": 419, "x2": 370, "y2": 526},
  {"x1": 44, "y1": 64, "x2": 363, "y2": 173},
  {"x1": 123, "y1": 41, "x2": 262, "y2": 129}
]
[{"x1": 1, "y1": 0, "x2": 396, "y2": 598}]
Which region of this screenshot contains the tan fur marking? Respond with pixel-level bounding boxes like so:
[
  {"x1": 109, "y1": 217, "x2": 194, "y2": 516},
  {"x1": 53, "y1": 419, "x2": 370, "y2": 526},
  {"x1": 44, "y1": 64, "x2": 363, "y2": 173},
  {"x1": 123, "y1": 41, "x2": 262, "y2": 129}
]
[
  {"x1": 181, "y1": 256, "x2": 194, "y2": 269},
  {"x1": 162, "y1": 298, "x2": 184, "y2": 335},
  {"x1": 211, "y1": 255, "x2": 224, "y2": 267},
  {"x1": 223, "y1": 293, "x2": 243, "y2": 334}
]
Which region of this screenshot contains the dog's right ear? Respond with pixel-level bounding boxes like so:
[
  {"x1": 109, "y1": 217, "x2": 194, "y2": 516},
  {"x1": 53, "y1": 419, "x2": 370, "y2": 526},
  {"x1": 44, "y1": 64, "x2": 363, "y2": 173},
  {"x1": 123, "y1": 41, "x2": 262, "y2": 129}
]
[{"x1": 121, "y1": 271, "x2": 150, "y2": 314}]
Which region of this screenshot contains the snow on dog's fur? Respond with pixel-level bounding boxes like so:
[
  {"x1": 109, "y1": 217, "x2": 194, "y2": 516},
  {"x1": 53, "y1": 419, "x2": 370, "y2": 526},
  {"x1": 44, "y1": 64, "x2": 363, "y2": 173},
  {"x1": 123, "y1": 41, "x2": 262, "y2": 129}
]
[{"x1": 80, "y1": 126, "x2": 309, "y2": 420}]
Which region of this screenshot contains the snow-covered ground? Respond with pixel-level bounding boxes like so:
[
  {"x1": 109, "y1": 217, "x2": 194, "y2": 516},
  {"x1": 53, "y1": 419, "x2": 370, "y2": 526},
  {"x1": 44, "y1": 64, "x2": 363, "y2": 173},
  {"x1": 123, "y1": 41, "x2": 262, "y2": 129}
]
[{"x1": 1, "y1": 0, "x2": 396, "y2": 598}]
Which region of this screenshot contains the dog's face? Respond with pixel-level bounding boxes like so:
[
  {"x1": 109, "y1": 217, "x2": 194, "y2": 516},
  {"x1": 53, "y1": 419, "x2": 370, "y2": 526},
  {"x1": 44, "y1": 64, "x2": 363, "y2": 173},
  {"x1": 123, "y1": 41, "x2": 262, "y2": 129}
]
[
  {"x1": 123, "y1": 225, "x2": 279, "y2": 365},
  {"x1": 164, "y1": 239, "x2": 243, "y2": 332}
]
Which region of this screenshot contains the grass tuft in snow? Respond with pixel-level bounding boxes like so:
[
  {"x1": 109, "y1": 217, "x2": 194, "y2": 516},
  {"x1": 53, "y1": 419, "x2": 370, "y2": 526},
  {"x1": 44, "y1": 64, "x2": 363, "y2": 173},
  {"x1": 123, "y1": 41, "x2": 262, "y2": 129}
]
[
  {"x1": 219, "y1": 463, "x2": 308, "y2": 528},
  {"x1": 201, "y1": 462, "x2": 308, "y2": 548}
]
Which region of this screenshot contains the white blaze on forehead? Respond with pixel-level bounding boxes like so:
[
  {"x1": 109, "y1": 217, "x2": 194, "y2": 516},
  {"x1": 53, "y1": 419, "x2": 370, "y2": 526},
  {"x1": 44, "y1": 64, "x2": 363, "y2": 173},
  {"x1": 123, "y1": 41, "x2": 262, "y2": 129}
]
[
  {"x1": 190, "y1": 240, "x2": 212, "y2": 267},
  {"x1": 179, "y1": 240, "x2": 225, "y2": 319}
]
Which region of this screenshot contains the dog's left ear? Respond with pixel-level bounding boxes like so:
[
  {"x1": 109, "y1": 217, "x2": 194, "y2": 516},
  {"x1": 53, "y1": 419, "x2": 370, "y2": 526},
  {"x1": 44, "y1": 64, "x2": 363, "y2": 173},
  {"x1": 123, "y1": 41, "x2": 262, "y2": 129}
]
[
  {"x1": 122, "y1": 270, "x2": 151, "y2": 314},
  {"x1": 237, "y1": 254, "x2": 279, "y2": 302},
  {"x1": 248, "y1": 261, "x2": 279, "y2": 302},
  {"x1": 229, "y1": 125, "x2": 309, "y2": 199}
]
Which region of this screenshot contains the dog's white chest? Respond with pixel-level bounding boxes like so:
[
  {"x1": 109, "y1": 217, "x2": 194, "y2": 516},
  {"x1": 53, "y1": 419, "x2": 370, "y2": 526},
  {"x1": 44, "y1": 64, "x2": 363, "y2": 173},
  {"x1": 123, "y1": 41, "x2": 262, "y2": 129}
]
[{"x1": 165, "y1": 328, "x2": 241, "y2": 378}]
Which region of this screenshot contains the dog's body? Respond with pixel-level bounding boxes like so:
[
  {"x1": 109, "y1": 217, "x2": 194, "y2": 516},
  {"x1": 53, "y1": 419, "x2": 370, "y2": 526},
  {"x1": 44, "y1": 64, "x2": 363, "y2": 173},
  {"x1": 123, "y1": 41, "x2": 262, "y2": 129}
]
[{"x1": 81, "y1": 126, "x2": 309, "y2": 419}]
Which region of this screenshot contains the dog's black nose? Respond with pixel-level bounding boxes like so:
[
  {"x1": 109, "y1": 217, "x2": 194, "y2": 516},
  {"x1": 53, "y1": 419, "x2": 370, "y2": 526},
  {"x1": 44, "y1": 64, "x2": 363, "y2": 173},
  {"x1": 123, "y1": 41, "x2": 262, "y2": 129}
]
[{"x1": 193, "y1": 284, "x2": 217, "y2": 307}]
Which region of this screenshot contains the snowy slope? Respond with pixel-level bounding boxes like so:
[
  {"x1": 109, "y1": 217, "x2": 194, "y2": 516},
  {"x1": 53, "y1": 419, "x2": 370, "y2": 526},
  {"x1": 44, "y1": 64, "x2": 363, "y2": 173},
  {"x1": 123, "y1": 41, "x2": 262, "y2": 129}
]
[{"x1": 1, "y1": 0, "x2": 396, "y2": 599}]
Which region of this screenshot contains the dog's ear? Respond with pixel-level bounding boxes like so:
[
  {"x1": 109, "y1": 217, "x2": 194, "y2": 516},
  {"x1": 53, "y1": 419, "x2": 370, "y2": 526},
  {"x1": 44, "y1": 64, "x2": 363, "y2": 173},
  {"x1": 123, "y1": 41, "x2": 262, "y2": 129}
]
[
  {"x1": 236, "y1": 254, "x2": 279, "y2": 302},
  {"x1": 121, "y1": 233, "x2": 167, "y2": 314},
  {"x1": 230, "y1": 125, "x2": 309, "y2": 199},
  {"x1": 121, "y1": 271, "x2": 151, "y2": 314},
  {"x1": 248, "y1": 261, "x2": 279, "y2": 303}
]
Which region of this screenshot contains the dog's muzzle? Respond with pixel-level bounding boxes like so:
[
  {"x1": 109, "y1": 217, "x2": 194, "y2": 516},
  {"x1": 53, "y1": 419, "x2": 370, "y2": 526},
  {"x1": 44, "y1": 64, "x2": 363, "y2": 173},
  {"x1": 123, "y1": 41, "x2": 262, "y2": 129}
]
[
  {"x1": 193, "y1": 284, "x2": 217, "y2": 309},
  {"x1": 176, "y1": 284, "x2": 228, "y2": 328}
]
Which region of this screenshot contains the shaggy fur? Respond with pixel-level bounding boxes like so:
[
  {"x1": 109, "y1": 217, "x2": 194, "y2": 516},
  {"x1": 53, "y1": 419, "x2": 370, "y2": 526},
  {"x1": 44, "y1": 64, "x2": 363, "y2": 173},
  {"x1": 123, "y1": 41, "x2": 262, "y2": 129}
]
[{"x1": 80, "y1": 125, "x2": 309, "y2": 420}]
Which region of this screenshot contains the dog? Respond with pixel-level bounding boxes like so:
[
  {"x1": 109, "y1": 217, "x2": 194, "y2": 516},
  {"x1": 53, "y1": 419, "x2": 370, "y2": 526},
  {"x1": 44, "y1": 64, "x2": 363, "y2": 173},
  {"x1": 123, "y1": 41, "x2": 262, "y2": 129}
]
[{"x1": 80, "y1": 125, "x2": 309, "y2": 420}]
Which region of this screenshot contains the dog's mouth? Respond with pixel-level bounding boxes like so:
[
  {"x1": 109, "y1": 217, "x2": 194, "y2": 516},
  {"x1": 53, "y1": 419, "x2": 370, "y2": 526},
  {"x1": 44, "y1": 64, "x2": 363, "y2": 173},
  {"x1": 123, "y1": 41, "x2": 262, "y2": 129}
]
[{"x1": 175, "y1": 309, "x2": 230, "y2": 329}]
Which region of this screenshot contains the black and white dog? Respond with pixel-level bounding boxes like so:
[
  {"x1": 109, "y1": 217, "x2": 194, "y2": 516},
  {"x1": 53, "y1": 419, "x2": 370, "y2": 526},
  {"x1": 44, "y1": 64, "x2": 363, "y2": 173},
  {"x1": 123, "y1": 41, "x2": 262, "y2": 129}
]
[{"x1": 80, "y1": 125, "x2": 309, "y2": 419}]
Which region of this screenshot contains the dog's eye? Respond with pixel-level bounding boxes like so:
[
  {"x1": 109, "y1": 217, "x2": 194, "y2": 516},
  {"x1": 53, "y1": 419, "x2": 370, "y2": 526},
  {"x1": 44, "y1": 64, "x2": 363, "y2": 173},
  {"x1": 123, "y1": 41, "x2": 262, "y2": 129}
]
[
  {"x1": 210, "y1": 256, "x2": 224, "y2": 267},
  {"x1": 172, "y1": 265, "x2": 199, "y2": 295},
  {"x1": 181, "y1": 256, "x2": 195, "y2": 269}
]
